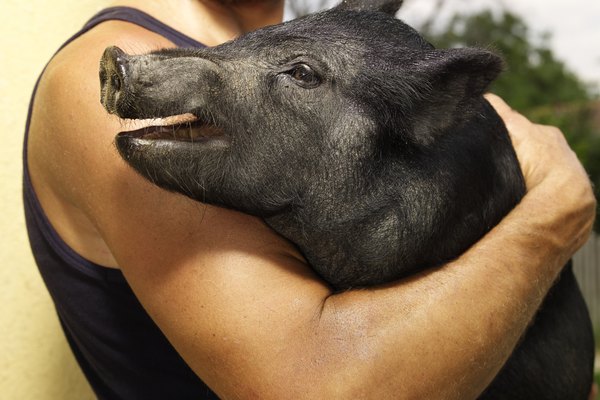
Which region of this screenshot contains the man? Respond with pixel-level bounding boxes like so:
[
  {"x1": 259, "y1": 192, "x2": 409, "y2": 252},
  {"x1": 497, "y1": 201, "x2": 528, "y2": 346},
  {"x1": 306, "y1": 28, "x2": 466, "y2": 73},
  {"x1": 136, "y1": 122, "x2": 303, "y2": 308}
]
[{"x1": 25, "y1": 0, "x2": 596, "y2": 398}]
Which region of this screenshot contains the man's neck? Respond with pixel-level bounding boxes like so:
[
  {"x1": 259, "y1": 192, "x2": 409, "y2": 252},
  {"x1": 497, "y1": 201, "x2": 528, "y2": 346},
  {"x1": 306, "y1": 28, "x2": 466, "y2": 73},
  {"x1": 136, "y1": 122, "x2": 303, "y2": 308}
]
[
  {"x1": 200, "y1": 0, "x2": 285, "y2": 34},
  {"x1": 112, "y1": 0, "x2": 285, "y2": 46}
]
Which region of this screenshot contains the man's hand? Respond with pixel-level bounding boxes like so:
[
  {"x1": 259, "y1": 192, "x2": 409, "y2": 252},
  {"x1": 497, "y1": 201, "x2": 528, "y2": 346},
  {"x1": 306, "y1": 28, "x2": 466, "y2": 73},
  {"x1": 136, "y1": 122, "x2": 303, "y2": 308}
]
[{"x1": 486, "y1": 93, "x2": 596, "y2": 256}]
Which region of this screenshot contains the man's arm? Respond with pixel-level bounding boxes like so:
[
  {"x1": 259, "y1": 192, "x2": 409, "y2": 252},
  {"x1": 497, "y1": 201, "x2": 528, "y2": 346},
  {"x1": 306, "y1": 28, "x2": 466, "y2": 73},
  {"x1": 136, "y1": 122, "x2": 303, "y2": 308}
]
[{"x1": 30, "y1": 24, "x2": 595, "y2": 399}]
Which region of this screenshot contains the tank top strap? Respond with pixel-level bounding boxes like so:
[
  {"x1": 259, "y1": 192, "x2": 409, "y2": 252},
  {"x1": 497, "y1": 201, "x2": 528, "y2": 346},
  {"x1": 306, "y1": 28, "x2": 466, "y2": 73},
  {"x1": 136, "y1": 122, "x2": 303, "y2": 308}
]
[{"x1": 83, "y1": 7, "x2": 206, "y2": 49}]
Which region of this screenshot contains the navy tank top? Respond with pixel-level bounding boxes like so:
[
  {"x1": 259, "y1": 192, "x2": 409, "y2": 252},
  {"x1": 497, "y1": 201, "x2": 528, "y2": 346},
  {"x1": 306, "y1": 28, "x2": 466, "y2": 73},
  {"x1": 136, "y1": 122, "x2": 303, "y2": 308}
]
[{"x1": 23, "y1": 7, "x2": 220, "y2": 399}]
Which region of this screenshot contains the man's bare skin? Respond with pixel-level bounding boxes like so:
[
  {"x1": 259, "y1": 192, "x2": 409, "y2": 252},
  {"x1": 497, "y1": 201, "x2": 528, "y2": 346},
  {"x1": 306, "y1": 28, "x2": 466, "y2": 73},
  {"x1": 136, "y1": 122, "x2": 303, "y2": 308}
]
[{"x1": 27, "y1": 1, "x2": 595, "y2": 398}]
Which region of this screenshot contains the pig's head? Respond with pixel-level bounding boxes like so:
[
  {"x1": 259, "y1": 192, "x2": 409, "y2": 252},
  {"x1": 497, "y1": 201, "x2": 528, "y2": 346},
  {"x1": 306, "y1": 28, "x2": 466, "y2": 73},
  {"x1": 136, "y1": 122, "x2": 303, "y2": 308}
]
[{"x1": 100, "y1": 0, "x2": 503, "y2": 218}]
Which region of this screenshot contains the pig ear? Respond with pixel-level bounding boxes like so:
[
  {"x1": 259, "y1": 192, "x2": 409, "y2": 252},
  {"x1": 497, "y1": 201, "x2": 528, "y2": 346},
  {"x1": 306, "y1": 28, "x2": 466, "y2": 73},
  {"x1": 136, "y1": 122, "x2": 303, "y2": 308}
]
[
  {"x1": 416, "y1": 48, "x2": 504, "y2": 96},
  {"x1": 407, "y1": 48, "x2": 504, "y2": 143},
  {"x1": 337, "y1": 0, "x2": 404, "y2": 15}
]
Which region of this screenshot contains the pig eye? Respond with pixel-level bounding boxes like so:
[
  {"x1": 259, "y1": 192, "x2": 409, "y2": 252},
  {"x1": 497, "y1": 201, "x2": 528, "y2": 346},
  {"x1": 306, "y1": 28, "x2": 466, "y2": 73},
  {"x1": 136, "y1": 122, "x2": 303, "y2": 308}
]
[{"x1": 286, "y1": 63, "x2": 321, "y2": 88}]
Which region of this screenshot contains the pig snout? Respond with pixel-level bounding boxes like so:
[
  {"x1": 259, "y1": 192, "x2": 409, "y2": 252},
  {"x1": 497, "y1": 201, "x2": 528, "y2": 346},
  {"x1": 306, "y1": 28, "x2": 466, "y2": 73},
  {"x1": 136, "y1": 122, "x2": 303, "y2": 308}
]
[
  {"x1": 100, "y1": 46, "x2": 131, "y2": 115},
  {"x1": 100, "y1": 46, "x2": 221, "y2": 120}
]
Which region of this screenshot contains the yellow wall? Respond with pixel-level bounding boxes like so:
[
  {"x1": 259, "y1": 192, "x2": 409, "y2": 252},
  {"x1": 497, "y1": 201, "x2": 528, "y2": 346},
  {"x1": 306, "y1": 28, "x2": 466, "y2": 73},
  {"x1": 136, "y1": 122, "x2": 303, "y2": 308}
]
[{"x1": 0, "y1": 1, "x2": 109, "y2": 398}]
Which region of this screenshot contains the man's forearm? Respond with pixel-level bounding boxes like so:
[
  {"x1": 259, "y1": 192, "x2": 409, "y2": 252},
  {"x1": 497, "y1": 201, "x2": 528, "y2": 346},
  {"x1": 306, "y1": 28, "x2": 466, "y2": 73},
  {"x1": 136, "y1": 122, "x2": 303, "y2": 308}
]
[{"x1": 309, "y1": 178, "x2": 595, "y2": 399}]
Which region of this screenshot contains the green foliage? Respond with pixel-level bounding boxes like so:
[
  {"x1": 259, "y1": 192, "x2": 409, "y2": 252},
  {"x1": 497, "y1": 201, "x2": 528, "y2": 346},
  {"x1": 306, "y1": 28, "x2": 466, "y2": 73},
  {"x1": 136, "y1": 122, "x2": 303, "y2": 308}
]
[{"x1": 421, "y1": 10, "x2": 600, "y2": 230}]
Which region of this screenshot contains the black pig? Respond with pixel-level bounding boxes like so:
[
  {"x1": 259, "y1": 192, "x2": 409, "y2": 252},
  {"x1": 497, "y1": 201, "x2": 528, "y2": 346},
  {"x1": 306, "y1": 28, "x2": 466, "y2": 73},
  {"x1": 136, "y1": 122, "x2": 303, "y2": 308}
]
[{"x1": 99, "y1": 0, "x2": 594, "y2": 398}]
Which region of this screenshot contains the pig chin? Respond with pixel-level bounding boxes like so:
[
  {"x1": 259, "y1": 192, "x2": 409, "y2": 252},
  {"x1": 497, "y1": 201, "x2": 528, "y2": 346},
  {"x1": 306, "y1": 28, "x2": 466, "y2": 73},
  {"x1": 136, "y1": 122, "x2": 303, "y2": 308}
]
[{"x1": 114, "y1": 112, "x2": 231, "y2": 199}]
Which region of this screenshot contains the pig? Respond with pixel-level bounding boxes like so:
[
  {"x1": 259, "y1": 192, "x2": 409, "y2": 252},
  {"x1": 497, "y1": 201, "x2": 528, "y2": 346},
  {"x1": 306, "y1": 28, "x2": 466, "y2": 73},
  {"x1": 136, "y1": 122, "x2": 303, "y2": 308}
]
[{"x1": 99, "y1": 0, "x2": 594, "y2": 398}]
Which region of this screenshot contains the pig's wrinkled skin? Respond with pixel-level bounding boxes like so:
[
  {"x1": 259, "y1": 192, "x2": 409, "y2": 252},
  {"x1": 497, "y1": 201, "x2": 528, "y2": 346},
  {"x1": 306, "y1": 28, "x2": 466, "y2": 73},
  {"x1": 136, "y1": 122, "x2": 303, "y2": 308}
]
[{"x1": 100, "y1": 0, "x2": 594, "y2": 398}]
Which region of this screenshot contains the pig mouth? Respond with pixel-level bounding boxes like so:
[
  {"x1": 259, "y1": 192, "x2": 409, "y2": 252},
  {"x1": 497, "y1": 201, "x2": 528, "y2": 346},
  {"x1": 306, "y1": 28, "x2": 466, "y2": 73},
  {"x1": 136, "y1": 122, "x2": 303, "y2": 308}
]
[{"x1": 116, "y1": 113, "x2": 229, "y2": 144}]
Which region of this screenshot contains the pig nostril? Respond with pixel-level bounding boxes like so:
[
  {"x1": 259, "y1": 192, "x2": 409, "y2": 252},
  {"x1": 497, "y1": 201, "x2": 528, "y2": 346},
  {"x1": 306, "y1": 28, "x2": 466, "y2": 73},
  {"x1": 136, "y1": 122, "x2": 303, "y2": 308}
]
[{"x1": 111, "y1": 73, "x2": 122, "y2": 92}]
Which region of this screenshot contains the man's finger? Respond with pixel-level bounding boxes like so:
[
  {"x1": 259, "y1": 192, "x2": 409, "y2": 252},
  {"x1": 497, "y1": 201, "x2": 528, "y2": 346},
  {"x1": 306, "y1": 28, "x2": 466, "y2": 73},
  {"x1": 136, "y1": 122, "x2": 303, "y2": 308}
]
[
  {"x1": 484, "y1": 93, "x2": 512, "y2": 115},
  {"x1": 484, "y1": 93, "x2": 534, "y2": 148}
]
